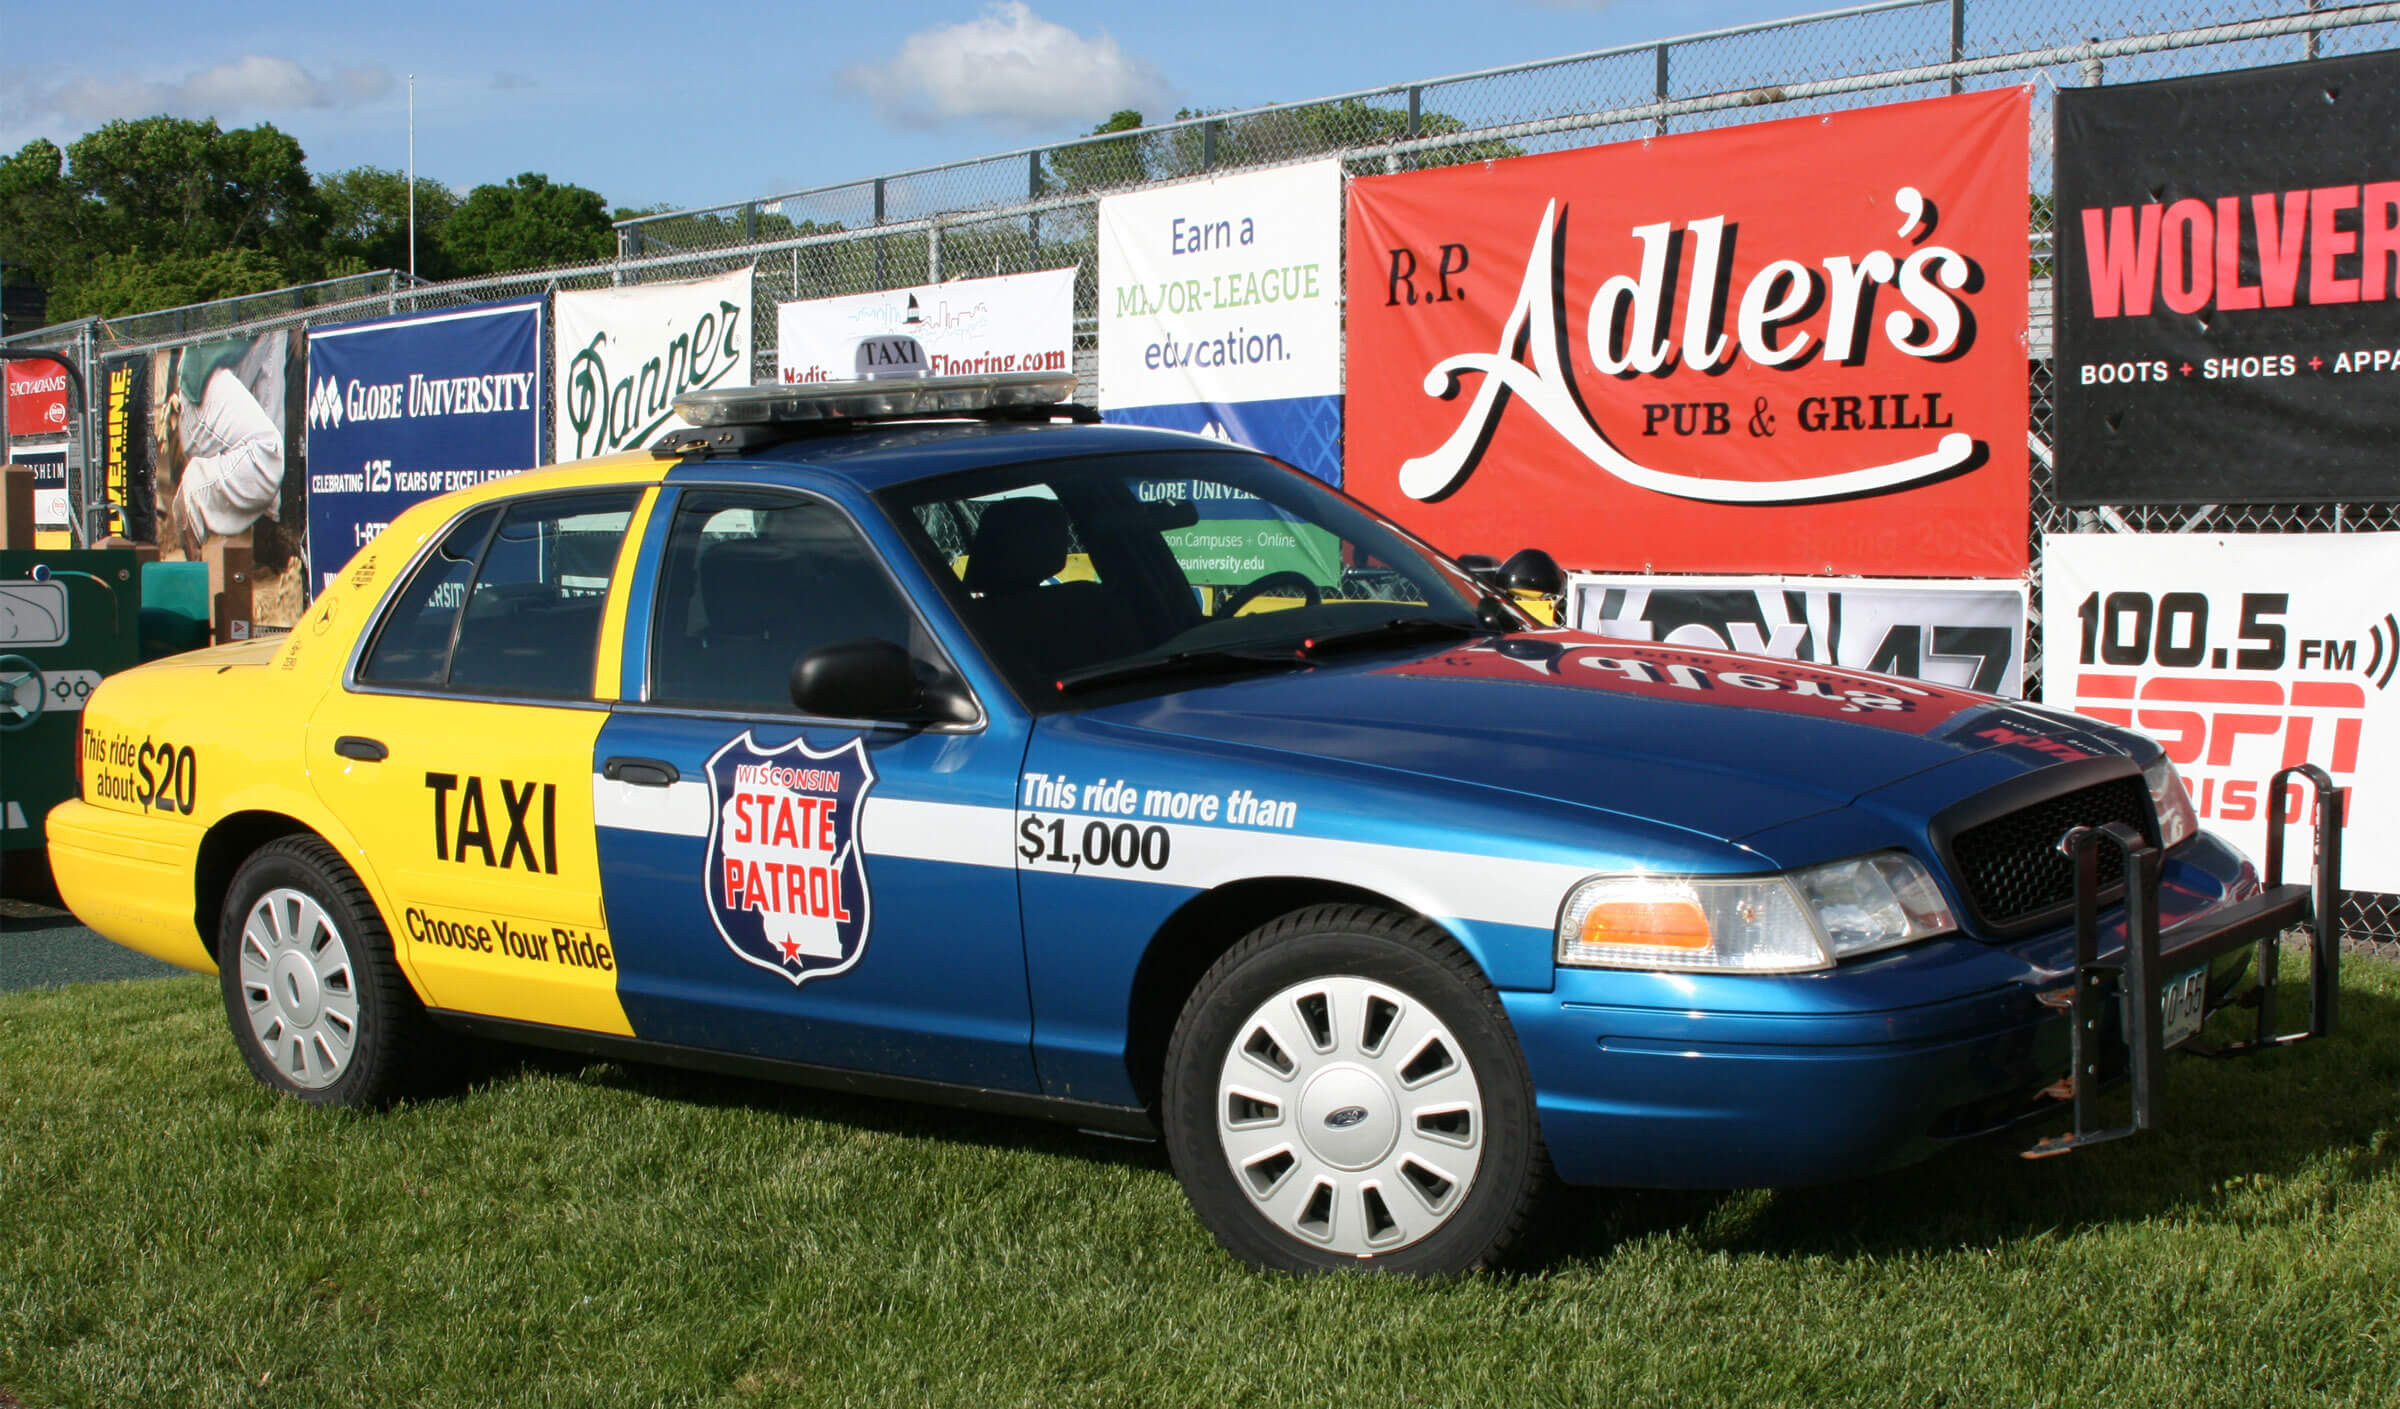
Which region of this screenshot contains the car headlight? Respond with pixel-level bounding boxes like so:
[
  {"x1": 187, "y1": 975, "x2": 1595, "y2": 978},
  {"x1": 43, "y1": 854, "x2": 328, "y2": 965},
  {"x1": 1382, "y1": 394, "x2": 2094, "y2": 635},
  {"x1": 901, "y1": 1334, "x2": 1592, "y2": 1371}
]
[
  {"x1": 2142, "y1": 752, "x2": 2198, "y2": 849},
  {"x1": 1556, "y1": 852, "x2": 1958, "y2": 973}
]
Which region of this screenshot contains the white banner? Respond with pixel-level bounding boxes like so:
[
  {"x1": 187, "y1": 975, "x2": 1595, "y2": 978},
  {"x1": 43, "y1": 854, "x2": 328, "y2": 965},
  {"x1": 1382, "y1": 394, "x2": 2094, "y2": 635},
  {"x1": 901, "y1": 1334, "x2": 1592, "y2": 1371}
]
[
  {"x1": 1571, "y1": 574, "x2": 2027, "y2": 696},
  {"x1": 2042, "y1": 533, "x2": 2400, "y2": 892},
  {"x1": 777, "y1": 267, "x2": 1075, "y2": 385},
  {"x1": 1097, "y1": 161, "x2": 1343, "y2": 483},
  {"x1": 554, "y1": 266, "x2": 753, "y2": 461}
]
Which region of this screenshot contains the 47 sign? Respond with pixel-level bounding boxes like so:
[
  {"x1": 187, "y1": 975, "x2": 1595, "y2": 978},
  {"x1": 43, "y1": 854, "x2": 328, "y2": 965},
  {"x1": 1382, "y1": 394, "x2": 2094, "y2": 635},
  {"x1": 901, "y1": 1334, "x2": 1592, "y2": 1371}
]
[{"x1": 2042, "y1": 534, "x2": 2400, "y2": 892}]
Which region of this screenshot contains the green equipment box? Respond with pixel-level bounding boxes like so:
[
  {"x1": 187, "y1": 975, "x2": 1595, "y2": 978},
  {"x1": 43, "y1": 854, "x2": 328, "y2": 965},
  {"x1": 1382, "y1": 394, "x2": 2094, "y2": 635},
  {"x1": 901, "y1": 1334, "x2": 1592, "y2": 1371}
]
[{"x1": 1, "y1": 550, "x2": 141, "y2": 883}]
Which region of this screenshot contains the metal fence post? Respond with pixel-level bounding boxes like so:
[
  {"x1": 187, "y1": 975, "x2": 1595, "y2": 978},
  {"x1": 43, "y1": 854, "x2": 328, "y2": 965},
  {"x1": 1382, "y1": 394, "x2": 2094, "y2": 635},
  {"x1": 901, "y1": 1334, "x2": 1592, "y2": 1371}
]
[
  {"x1": 874, "y1": 177, "x2": 887, "y2": 288},
  {"x1": 1655, "y1": 44, "x2": 1670, "y2": 136},
  {"x1": 1029, "y1": 150, "x2": 1045, "y2": 261},
  {"x1": 1203, "y1": 119, "x2": 1220, "y2": 171},
  {"x1": 1951, "y1": 0, "x2": 1967, "y2": 94}
]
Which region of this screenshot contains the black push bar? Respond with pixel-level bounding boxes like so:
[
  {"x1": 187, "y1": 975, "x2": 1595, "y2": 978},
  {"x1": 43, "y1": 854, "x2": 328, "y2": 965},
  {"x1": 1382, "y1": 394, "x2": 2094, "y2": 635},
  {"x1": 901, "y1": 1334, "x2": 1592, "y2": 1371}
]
[{"x1": 2024, "y1": 762, "x2": 2343, "y2": 1158}]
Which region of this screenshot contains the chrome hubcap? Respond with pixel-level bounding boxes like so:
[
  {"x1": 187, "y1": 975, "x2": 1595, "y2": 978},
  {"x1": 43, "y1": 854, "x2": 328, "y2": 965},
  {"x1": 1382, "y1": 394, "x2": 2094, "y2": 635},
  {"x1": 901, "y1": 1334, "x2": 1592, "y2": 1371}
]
[
  {"x1": 237, "y1": 887, "x2": 359, "y2": 1089},
  {"x1": 1216, "y1": 974, "x2": 1484, "y2": 1256}
]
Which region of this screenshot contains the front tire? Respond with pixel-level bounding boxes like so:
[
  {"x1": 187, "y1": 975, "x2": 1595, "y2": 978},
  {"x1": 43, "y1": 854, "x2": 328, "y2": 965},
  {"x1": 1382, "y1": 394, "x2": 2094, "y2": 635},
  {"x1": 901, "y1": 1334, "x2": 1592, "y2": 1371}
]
[
  {"x1": 218, "y1": 835, "x2": 432, "y2": 1107},
  {"x1": 1162, "y1": 905, "x2": 1549, "y2": 1275}
]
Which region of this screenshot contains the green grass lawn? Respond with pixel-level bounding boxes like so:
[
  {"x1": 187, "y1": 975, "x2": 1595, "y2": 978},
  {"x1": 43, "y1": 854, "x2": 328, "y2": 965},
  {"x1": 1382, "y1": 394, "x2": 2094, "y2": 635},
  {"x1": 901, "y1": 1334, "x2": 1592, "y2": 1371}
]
[{"x1": 4, "y1": 964, "x2": 2399, "y2": 1409}]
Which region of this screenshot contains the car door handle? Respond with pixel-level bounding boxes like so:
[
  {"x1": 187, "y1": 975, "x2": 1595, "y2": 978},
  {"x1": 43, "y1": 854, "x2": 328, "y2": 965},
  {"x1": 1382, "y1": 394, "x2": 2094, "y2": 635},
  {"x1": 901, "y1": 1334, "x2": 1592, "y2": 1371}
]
[
  {"x1": 603, "y1": 756, "x2": 679, "y2": 787},
  {"x1": 333, "y1": 736, "x2": 388, "y2": 762}
]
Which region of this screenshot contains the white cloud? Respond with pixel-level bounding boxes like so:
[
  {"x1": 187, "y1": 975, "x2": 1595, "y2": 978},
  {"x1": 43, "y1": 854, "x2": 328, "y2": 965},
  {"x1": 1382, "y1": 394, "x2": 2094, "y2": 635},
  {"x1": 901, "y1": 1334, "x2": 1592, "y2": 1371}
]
[
  {"x1": 42, "y1": 56, "x2": 391, "y2": 125},
  {"x1": 840, "y1": 2, "x2": 1175, "y2": 132}
]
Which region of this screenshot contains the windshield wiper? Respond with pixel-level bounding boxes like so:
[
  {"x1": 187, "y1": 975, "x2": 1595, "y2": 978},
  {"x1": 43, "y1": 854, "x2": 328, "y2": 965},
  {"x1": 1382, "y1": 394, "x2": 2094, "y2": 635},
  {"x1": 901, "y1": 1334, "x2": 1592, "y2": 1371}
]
[
  {"x1": 1053, "y1": 646, "x2": 1306, "y2": 695},
  {"x1": 1295, "y1": 615, "x2": 1491, "y2": 656}
]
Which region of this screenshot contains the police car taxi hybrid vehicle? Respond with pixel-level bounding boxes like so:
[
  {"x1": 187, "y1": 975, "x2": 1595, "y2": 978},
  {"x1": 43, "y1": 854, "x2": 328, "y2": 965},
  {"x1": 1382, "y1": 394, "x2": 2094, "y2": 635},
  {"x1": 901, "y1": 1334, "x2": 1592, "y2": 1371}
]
[{"x1": 45, "y1": 368, "x2": 2343, "y2": 1277}]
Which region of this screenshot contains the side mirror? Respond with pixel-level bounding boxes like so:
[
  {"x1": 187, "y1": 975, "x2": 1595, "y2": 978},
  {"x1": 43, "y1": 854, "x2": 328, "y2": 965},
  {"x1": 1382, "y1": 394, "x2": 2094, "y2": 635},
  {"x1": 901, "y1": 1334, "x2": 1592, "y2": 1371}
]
[
  {"x1": 1498, "y1": 548, "x2": 1566, "y2": 597},
  {"x1": 790, "y1": 639, "x2": 977, "y2": 724}
]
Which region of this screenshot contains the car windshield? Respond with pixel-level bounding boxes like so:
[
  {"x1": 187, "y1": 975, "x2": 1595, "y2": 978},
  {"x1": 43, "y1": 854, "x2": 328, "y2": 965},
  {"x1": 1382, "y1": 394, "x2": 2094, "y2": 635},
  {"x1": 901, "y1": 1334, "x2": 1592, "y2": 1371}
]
[{"x1": 879, "y1": 449, "x2": 1503, "y2": 707}]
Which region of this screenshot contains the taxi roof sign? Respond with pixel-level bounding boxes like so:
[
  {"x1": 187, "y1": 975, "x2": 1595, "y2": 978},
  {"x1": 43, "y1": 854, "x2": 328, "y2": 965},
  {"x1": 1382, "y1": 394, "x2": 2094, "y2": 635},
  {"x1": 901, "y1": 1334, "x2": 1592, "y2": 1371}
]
[{"x1": 673, "y1": 369, "x2": 1079, "y2": 429}]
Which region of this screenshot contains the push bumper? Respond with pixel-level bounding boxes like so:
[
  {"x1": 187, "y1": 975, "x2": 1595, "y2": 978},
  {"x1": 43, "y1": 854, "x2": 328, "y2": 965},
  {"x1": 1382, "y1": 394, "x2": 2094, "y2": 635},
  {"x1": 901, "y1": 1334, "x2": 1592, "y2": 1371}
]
[
  {"x1": 2025, "y1": 762, "x2": 2340, "y2": 1157},
  {"x1": 1508, "y1": 769, "x2": 2341, "y2": 1190}
]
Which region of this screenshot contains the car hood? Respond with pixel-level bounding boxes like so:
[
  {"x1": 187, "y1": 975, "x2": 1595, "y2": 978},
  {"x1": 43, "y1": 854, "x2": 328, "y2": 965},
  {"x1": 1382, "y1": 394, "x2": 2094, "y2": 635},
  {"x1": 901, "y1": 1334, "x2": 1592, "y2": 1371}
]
[{"x1": 1082, "y1": 633, "x2": 2128, "y2": 843}]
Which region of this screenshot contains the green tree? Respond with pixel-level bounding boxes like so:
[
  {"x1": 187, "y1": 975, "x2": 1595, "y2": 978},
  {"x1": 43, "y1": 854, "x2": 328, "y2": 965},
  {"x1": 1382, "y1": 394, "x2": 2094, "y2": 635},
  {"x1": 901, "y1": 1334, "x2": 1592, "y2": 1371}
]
[
  {"x1": 440, "y1": 172, "x2": 614, "y2": 276},
  {"x1": 0, "y1": 140, "x2": 80, "y2": 309},
  {"x1": 0, "y1": 118, "x2": 325, "y2": 319},
  {"x1": 319, "y1": 165, "x2": 463, "y2": 280},
  {"x1": 72, "y1": 246, "x2": 292, "y2": 316},
  {"x1": 1044, "y1": 109, "x2": 1151, "y2": 194},
  {"x1": 68, "y1": 116, "x2": 321, "y2": 268}
]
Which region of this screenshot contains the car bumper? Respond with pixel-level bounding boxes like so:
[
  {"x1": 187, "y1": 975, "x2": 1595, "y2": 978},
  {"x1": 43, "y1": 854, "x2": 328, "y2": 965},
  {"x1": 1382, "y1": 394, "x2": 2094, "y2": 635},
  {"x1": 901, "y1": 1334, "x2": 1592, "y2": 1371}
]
[
  {"x1": 1507, "y1": 833, "x2": 2256, "y2": 1189},
  {"x1": 45, "y1": 799, "x2": 215, "y2": 972}
]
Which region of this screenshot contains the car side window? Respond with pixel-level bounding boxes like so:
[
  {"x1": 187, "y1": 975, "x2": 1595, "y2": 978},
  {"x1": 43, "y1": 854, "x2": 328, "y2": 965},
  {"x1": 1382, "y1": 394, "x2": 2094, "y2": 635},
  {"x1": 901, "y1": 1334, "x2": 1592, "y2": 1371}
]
[
  {"x1": 358, "y1": 491, "x2": 639, "y2": 698},
  {"x1": 648, "y1": 489, "x2": 950, "y2": 714},
  {"x1": 357, "y1": 507, "x2": 496, "y2": 686}
]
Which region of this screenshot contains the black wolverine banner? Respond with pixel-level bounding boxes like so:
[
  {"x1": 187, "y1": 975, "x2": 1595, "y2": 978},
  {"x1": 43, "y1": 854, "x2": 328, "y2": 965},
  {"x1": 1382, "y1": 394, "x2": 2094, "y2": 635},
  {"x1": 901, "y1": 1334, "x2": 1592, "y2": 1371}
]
[{"x1": 2056, "y1": 51, "x2": 2400, "y2": 505}]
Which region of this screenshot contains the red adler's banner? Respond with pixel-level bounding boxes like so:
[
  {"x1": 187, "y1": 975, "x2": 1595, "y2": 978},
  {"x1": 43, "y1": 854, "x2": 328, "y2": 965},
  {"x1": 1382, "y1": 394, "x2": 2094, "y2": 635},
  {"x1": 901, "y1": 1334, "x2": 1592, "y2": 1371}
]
[{"x1": 1345, "y1": 89, "x2": 2030, "y2": 578}]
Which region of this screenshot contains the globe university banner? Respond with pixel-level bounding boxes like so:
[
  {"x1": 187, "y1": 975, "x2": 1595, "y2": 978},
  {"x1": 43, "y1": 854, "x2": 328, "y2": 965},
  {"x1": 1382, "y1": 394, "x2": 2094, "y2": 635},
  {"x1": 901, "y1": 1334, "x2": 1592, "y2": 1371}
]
[
  {"x1": 305, "y1": 298, "x2": 545, "y2": 591},
  {"x1": 1098, "y1": 160, "x2": 1343, "y2": 486}
]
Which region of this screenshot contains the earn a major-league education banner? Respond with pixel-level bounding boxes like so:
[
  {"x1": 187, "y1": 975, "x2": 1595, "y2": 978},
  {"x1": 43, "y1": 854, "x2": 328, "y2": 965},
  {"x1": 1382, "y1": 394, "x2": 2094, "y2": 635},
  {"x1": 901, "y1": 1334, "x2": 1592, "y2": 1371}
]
[
  {"x1": 1571, "y1": 574, "x2": 2027, "y2": 697},
  {"x1": 305, "y1": 297, "x2": 544, "y2": 590},
  {"x1": 778, "y1": 267, "x2": 1075, "y2": 384},
  {"x1": 2056, "y1": 51, "x2": 2400, "y2": 505},
  {"x1": 555, "y1": 265, "x2": 753, "y2": 461},
  {"x1": 1346, "y1": 89, "x2": 2030, "y2": 578},
  {"x1": 2042, "y1": 533, "x2": 2400, "y2": 893},
  {"x1": 1098, "y1": 160, "x2": 1343, "y2": 486}
]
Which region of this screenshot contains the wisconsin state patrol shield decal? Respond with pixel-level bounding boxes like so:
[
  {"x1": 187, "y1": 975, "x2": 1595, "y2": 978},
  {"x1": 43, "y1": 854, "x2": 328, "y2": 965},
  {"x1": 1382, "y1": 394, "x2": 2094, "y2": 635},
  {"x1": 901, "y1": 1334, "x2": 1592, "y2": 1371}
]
[{"x1": 704, "y1": 731, "x2": 876, "y2": 987}]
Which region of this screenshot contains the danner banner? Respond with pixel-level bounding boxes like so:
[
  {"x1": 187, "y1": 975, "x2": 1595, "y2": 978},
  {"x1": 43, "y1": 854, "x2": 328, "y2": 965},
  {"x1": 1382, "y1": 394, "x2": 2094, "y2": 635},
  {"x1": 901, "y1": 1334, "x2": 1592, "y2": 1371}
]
[
  {"x1": 1346, "y1": 89, "x2": 2029, "y2": 577},
  {"x1": 555, "y1": 266, "x2": 753, "y2": 460},
  {"x1": 2056, "y1": 52, "x2": 2400, "y2": 504}
]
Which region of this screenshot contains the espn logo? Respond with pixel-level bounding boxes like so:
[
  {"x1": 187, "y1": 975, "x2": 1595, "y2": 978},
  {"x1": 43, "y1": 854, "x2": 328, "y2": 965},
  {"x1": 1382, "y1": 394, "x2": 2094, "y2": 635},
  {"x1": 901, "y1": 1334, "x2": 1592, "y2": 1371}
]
[{"x1": 2073, "y1": 673, "x2": 2358, "y2": 824}]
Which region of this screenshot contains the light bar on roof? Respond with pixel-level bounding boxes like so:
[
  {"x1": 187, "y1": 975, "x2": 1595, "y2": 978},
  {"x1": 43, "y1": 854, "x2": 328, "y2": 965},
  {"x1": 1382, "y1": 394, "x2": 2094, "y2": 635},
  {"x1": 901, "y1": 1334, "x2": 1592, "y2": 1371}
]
[{"x1": 674, "y1": 370, "x2": 1078, "y2": 428}]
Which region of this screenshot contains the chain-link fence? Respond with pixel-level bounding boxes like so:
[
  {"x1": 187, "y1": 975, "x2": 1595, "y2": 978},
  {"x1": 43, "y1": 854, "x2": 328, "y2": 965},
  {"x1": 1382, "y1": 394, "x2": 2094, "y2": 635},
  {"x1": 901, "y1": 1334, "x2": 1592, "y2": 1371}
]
[{"x1": 6, "y1": 0, "x2": 2397, "y2": 950}]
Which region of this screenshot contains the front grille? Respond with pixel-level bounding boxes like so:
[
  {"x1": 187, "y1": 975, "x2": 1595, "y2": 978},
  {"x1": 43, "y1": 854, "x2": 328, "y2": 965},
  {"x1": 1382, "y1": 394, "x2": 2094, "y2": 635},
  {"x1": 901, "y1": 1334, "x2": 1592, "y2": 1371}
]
[{"x1": 1949, "y1": 775, "x2": 2153, "y2": 928}]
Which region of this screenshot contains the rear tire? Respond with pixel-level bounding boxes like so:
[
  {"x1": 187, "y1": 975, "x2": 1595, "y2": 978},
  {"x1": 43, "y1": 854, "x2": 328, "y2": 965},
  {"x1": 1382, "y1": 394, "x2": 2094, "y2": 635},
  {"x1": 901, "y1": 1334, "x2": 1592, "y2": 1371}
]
[
  {"x1": 217, "y1": 835, "x2": 433, "y2": 1107},
  {"x1": 1162, "y1": 905, "x2": 1549, "y2": 1275}
]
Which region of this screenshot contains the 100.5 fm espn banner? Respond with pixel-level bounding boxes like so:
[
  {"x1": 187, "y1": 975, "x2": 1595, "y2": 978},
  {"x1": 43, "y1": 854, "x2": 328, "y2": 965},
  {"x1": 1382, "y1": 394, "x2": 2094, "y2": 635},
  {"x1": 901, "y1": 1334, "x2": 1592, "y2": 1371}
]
[
  {"x1": 2042, "y1": 533, "x2": 2399, "y2": 892},
  {"x1": 1345, "y1": 89, "x2": 2028, "y2": 578},
  {"x1": 2056, "y1": 51, "x2": 2400, "y2": 504}
]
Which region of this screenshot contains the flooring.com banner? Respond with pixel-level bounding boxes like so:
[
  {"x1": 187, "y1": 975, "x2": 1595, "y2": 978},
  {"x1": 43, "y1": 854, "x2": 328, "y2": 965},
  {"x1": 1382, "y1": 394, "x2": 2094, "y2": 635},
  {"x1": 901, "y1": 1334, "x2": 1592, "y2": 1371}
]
[
  {"x1": 2042, "y1": 533, "x2": 2399, "y2": 893},
  {"x1": 778, "y1": 268, "x2": 1075, "y2": 385},
  {"x1": 1346, "y1": 89, "x2": 2029, "y2": 577},
  {"x1": 2056, "y1": 52, "x2": 2400, "y2": 504},
  {"x1": 1098, "y1": 160, "x2": 1343, "y2": 485},
  {"x1": 1570, "y1": 574, "x2": 2026, "y2": 697}
]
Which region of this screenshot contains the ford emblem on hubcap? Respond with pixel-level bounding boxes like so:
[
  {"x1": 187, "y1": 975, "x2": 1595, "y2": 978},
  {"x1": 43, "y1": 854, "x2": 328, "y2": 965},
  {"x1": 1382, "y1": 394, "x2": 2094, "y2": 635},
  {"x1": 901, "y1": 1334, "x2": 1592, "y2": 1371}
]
[{"x1": 1324, "y1": 1105, "x2": 1370, "y2": 1129}]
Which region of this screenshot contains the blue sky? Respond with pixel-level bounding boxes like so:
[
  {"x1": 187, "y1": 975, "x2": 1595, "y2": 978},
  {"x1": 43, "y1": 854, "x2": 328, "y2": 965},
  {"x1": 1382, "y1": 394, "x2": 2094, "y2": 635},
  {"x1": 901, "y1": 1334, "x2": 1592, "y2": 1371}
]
[{"x1": 1, "y1": 0, "x2": 1838, "y2": 214}]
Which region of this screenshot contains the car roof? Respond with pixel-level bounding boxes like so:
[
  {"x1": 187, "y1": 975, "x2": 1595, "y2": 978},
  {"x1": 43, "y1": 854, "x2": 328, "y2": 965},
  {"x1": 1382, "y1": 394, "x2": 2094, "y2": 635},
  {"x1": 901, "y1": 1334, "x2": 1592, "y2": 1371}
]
[{"x1": 680, "y1": 419, "x2": 1251, "y2": 493}]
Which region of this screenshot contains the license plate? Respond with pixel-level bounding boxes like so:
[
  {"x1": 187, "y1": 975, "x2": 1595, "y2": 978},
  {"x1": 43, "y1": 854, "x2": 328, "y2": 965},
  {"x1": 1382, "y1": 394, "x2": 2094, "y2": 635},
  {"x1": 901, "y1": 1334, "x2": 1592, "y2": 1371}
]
[{"x1": 2159, "y1": 966, "x2": 2207, "y2": 1049}]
